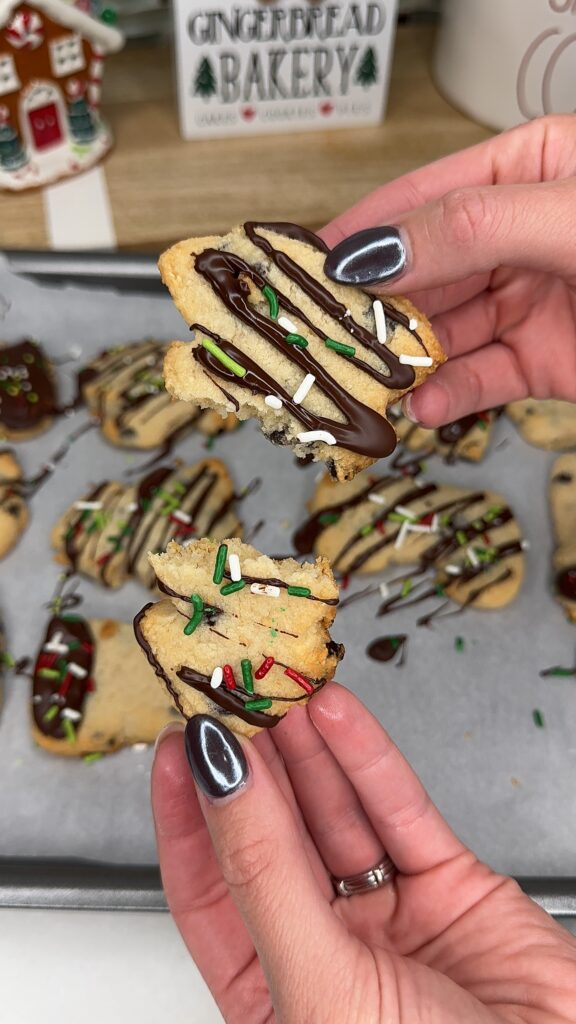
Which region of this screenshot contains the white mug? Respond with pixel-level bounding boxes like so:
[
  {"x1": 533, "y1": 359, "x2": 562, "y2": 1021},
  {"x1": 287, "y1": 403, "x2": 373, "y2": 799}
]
[{"x1": 434, "y1": 0, "x2": 576, "y2": 131}]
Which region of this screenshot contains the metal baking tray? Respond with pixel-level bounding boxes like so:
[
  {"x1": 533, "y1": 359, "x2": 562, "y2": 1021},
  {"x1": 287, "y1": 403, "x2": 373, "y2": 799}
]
[{"x1": 1, "y1": 250, "x2": 575, "y2": 924}]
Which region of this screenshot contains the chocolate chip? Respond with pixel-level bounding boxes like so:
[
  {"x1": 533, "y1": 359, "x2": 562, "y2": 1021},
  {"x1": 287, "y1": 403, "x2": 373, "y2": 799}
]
[{"x1": 554, "y1": 472, "x2": 573, "y2": 483}]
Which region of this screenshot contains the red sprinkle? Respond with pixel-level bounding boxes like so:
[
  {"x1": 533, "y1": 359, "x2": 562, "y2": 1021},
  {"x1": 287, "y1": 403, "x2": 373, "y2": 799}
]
[
  {"x1": 483, "y1": 532, "x2": 491, "y2": 545},
  {"x1": 96, "y1": 553, "x2": 111, "y2": 566},
  {"x1": 58, "y1": 675, "x2": 72, "y2": 698},
  {"x1": 223, "y1": 664, "x2": 237, "y2": 690},
  {"x1": 376, "y1": 521, "x2": 386, "y2": 535},
  {"x1": 284, "y1": 667, "x2": 314, "y2": 694},
  {"x1": 169, "y1": 515, "x2": 197, "y2": 535},
  {"x1": 86, "y1": 678, "x2": 96, "y2": 692},
  {"x1": 340, "y1": 574, "x2": 350, "y2": 591},
  {"x1": 255, "y1": 656, "x2": 274, "y2": 680},
  {"x1": 38, "y1": 652, "x2": 58, "y2": 669},
  {"x1": 81, "y1": 642, "x2": 94, "y2": 653}
]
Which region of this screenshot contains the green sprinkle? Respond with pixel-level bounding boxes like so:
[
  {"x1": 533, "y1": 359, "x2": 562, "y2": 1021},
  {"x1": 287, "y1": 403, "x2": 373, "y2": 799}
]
[
  {"x1": 325, "y1": 338, "x2": 356, "y2": 358},
  {"x1": 0, "y1": 651, "x2": 15, "y2": 667},
  {"x1": 26, "y1": 392, "x2": 39, "y2": 403},
  {"x1": 201, "y1": 337, "x2": 246, "y2": 377},
  {"x1": 213, "y1": 543, "x2": 228, "y2": 584},
  {"x1": 477, "y1": 419, "x2": 488, "y2": 431},
  {"x1": 62, "y1": 718, "x2": 76, "y2": 743},
  {"x1": 241, "y1": 659, "x2": 254, "y2": 694},
  {"x1": 390, "y1": 636, "x2": 400, "y2": 651},
  {"x1": 287, "y1": 585, "x2": 311, "y2": 597},
  {"x1": 83, "y1": 752, "x2": 103, "y2": 764},
  {"x1": 270, "y1": 628, "x2": 279, "y2": 639},
  {"x1": 38, "y1": 668, "x2": 60, "y2": 679},
  {"x1": 532, "y1": 708, "x2": 545, "y2": 728},
  {"x1": 440, "y1": 514, "x2": 451, "y2": 526},
  {"x1": 172, "y1": 481, "x2": 186, "y2": 496},
  {"x1": 435, "y1": 583, "x2": 446, "y2": 597},
  {"x1": 61, "y1": 614, "x2": 82, "y2": 623},
  {"x1": 205, "y1": 435, "x2": 216, "y2": 450},
  {"x1": 484, "y1": 506, "x2": 504, "y2": 522},
  {"x1": 183, "y1": 594, "x2": 204, "y2": 635},
  {"x1": 43, "y1": 705, "x2": 59, "y2": 722},
  {"x1": 388, "y1": 511, "x2": 407, "y2": 524},
  {"x1": 284, "y1": 333, "x2": 308, "y2": 348},
  {"x1": 542, "y1": 667, "x2": 576, "y2": 678},
  {"x1": 262, "y1": 284, "x2": 279, "y2": 320},
  {"x1": 140, "y1": 497, "x2": 151, "y2": 511},
  {"x1": 454, "y1": 636, "x2": 465, "y2": 653},
  {"x1": 220, "y1": 580, "x2": 247, "y2": 596},
  {"x1": 456, "y1": 530, "x2": 468, "y2": 546},
  {"x1": 360, "y1": 524, "x2": 374, "y2": 537},
  {"x1": 23, "y1": 352, "x2": 34, "y2": 364},
  {"x1": 401, "y1": 579, "x2": 413, "y2": 598},
  {"x1": 319, "y1": 512, "x2": 340, "y2": 526},
  {"x1": 419, "y1": 461, "x2": 428, "y2": 473},
  {"x1": 244, "y1": 698, "x2": 272, "y2": 712},
  {"x1": 56, "y1": 657, "x2": 68, "y2": 676}
]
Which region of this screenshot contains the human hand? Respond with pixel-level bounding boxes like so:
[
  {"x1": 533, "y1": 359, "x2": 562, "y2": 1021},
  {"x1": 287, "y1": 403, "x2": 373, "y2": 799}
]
[
  {"x1": 152, "y1": 685, "x2": 576, "y2": 1023},
  {"x1": 321, "y1": 114, "x2": 576, "y2": 428}
]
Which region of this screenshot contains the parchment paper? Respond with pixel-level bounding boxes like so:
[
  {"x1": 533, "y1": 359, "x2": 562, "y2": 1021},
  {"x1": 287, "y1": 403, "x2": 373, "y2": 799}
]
[{"x1": 0, "y1": 256, "x2": 575, "y2": 875}]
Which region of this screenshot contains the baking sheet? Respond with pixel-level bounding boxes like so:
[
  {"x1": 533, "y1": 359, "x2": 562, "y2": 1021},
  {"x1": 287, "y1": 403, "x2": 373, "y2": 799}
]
[{"x1": 1, "y1": 253, "x2": 575, "y2": 882}]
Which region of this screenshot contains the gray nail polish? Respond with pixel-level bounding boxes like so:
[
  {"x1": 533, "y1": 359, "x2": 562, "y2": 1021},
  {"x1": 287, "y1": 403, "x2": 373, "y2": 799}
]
[
  {"x1": 185, "y1": 715, "x2": 248, "y2": 799},
  {"x1": 324, "y1": 226, "x2": 406, "y2": 286}
]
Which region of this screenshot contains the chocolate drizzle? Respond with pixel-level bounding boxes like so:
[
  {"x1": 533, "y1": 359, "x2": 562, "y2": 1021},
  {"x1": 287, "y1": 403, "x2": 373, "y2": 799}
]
[
  {"x1": 367, "y1": 634, "x2": 407, "y2": 664},
  {"x1": 32, "y1": 614, "x2": 94, "y2": 739},
  {"x1": 556, "y1": 566, "x2": 576, "y2": 602},
  {"x1": 0, "y1": 340, "x2": 58, "y2": 432}
]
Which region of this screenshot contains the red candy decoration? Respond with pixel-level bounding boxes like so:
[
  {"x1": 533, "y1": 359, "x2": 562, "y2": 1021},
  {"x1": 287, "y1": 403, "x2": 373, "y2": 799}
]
[
  {"x1": 284, "y1": 667, "x2": 314, "y2": 694},
  {"x1": 255, "y1": 656, "x2": 274, "y2": 680},
  {"x1": 223, "y1": 664, "x2": 237, "y2": 690}
]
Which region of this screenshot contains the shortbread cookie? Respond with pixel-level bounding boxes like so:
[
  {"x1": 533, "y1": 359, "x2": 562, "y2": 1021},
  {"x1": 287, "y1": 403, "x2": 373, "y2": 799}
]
[
  {"x1": 52, "y1": 459, "x2": 243, "y2": 590},
  {"x1": 294, "y1": 472, "x2": 525, "y2": 614},
  {"x1": 159, "y1": 222, "x2": 445, "y2": 481},
  {"x1": 507, "y1": 398, "x2": 576, "y2": 451},
  {"x1": 0, "y1": 449, "x2": 28, "y2": 559},
  {"x1": 550, "y1": 454, "x2": 576, "y2": 624},
  {"x1": 0, "y1": 340, "x2": 58, "y2": 440},
  {"x1": 389, "y1": 407, "x2": 498, "y2": 463},
  {"x1": 78, "y1": 340, "x2": 236, "y2": 450},
  {"x1": 31, "y1": 612, "x2": 179, "y2": 756},
  {"x1": 134, "y1": 537, "x2": 343, "y2": 737}
]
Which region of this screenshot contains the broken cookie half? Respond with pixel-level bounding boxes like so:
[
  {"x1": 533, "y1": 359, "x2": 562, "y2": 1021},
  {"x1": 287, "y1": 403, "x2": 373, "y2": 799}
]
[
  {"x1": 159, "y1": 222, "x2": 445, "y2": 481},
  {"x1": 134, "y1": 537, "x2": 343, "y2": 737}
]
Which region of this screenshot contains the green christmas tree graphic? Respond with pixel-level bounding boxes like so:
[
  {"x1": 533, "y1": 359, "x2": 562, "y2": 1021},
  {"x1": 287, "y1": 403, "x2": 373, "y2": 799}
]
[
  {"x1": 68, "y1": 97, "x2": 97, "y2": 145},
  {"x1": 194, "y1": 56, "x2": 217, "y2": 99},
  {"x1": 356, "y1": 46, "x2": 378, "y2": 88},
  {"x1": 0, "y1": 122, "x2": 27, "y2": 172}
]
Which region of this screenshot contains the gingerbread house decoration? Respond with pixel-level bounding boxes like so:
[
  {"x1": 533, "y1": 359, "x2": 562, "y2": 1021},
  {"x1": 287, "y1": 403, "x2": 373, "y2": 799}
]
[{"x1": 0, "y1": 0, "x2": 123, "y2": 191}]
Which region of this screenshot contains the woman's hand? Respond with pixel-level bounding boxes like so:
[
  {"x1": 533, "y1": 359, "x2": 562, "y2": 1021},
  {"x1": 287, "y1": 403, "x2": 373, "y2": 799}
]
[
  {"x1": 152, "y1": 685, "x2": 576, "y2": 1023},
  {"x1": 320, "y1": 114, "x2": 576, "y2": 427}
]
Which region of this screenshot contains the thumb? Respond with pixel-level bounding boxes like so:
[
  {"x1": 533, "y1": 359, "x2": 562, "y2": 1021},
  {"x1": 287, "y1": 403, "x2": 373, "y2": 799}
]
[
  {"x1": 324, "y1": 178, "x2": 576, "y2": 293},
  {"x1": 184, "y1": 715, "x2": 351, "y2": 1016}
]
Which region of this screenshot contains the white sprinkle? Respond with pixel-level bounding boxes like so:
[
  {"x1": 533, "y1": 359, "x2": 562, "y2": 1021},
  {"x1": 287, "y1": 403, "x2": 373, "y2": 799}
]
[
  {"x1": 278, "y1": 315, "x2": 297, "y2": 333},
  {"x1": 297, "y1": 430, "x2": 337, "y2": 445},
  {"x1": 172, "y1": 509, "x2": 191, "y2": 524},
  {"x1": 394, "y1": 521, "x2": 410, "y2": 549},
  {"x1": 445, "y1": 564, "x2": 462, "y2": 576},
  {"x1": 68, "y1": 345, "x2": 82, "y2": 360},
  {"x1": 407, "y1": 523, "x2": 433, "y2": 535},
  {"x1": 229, "y1": 553, "x2": 242, "y2": 582},
  {"x1": 68, "y1": 663, "x2": 87, "y2": 680},
  {"x1": 379, "y1": 582, "x2": 389, "y2": 599},
  {"x1": 61, "y1": 708, "x2": 82, "y2": 722},
  {"x1": 409, "y1": 318, "x2": 418, "y2": 332},
  {"x1": 344, "y1": 308, "x2": 352, "y2": 318},
  {"x1": 126, "y1": 501, "x2": 139, "y2": 513},
  {"x1": 399, "y1": 354, "x2": 433, "y2": 367},
  {"x1": 372, "y1": 299, "x2": 387, "y2": 344},
  {"x1": 32, "y1": 694, "x2": 42, "y2": 704},
  {"x1": 74, "y1": 501, "x2": 103, "y2": 511},
  {"x1": 44, "y1": 632, "x2": 68, "y2": 655},
  {"x1": 181, "y1": 538, "x2": 195, "y2": 549},
  {"x1": 44, "y1": 462, "x2": 56, "y2": 472},
  {"x1": 368, "y1": 492, "x2": 386, "y2": 505},
  {"x1": 293, "y1": 373, "x2": 316, "y2": 406},
  {"x1": 251, "y1": 583, "x2": 280, "y2": 598},
  {"x1": 132, "y1": 742, "x2": 148, "y2": 752},
  {"x1": 210, "y1": 666, "x2": 223, "y2": 689},
  {"x1": 431, "y1": 514, "x2": 439, "y2": 532},
  {"x1": 395, "y1": 505, "x2": 417, "y2": 520},
  {"x1": 521, "y1": 539, "x2": 530, "y2": 551},
  {"x1": 467, "y1": 546, "x2": 480, "y2": 568},
  {"x1": 265, "y1": 395, "x2": 283, "y2": 410}
]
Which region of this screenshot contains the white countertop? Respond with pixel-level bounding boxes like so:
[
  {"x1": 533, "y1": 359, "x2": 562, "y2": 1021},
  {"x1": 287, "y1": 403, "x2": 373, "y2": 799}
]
[{"x1": 1, "y1": 909, "x2": 223, "y2": 1024}]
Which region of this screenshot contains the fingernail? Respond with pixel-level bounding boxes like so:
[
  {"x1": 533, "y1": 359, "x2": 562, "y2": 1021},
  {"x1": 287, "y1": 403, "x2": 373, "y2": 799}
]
[
  {"x1": 402, "y1": 392, "x2": 419, "y2": 424},
  {"x1": 324, "y1": 226, "x2": 406, "y2": 286},
  {"x1": 153, "y1": 721, "x2": 185, "y2": 757},
  {"x1": 184, "y1": 715, "x2": 248, "y2": 800}
]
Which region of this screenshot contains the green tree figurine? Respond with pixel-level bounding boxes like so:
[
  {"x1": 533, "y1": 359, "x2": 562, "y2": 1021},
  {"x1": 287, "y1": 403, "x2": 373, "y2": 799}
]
[
  {"x1": 356, "y1": 46, "x2": 378, "y2": 87},
  {"x1": 194, "y1": 56, "x2": 217, "y2": 99},
  {"x1": 68, "y1": 96, "x2": 97, "y2": 145},
  {"x1": 0, "y1": 121, "x2": 27, "y2": 172}
]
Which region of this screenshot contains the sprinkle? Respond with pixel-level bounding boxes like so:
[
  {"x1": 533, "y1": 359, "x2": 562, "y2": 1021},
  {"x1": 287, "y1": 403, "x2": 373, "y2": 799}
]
[
  {"x1": 74, "y1": 501, "x2": 103, "y2": 511},
  {"x1": 210, "y1": 666, "x2": 223, "y2": 689},
  {"x1": 540, "y1": 666, "x2": 576, "y2": 678},
  {"x1": 399, "y1": 354, "x2": 433, "y2": 367},
  {"x1": 401, "y1": 579, "x2": 413, "y2": 598},
  {"x1": 484, "y1": 506, "x2": 504, "y2": 522},
  {"x1": 319, "y1": 512, "x2": 340, "y2": 526},
  {"x1": 270, "y1": 628, "x2": 279, "y2": 639},
  {"x1": 171, "y1": 509, "x2": 192, "y2": 524},
  {"x1": 360, "y1": 524, "x2": 374, "y2": 536},
  {"x1": 467, "y1": 547, "x2": 480, "y2": 568},
  {"x1": 38, "y1": 668, "x2": 60, "y2": 679},
  {"x1": 27, "y1": 392, "x2": 39, "y2": 403},
  {"x1": 284, "y1": 667, "x2": 314, "y2": 694},
  {"x1": 287, "y1": 585, "x2": 311, "y2": 597},
  {"x1": 244, "y1": 698, "x2": 272, "y2": 712},
  {"x1": 456, "y1": 530, "x2": 468, "y2": 546},
  {"x1": 278, "y1": 315, "x2": 297, "y2": 333},
  {"x1": 394, "y1": 521, "x2": 410, "y2": 549},
  {"x1": 241, "y1": 659, "x2": 254, "y2": 694},
  {"x1": 379, "y1": 582, "x2": 389, "y2": 599},
  {"x1": 297, "y1": 430, "x2": 337, "y2": 445},
  {"x1": 344, "y1": 308, "x2": 352, "y2": 317},
  {"x1": 395, "y1": 506, "x2": 417, "y2": 521},
  {"x1": 368, "y1": 493, "x2": 386, "y2": 505},
  {"x1": 132, "y1": 743, "x2": 148, "y2": 752},
  {"x1": 201, "y1": 338, "x2": 246, "y2": 377},
  {"x1": 126, "y1": 502, "x2": 139, "y2": 513},
  {"x1": 184, "y1": 593, "x2": 204, "y2": 635},
  {"x1": 521, "y1": 539, "x2": 531, "y2": 551},
  {"x1": 229, "y1": 553, "x2": 242, "y2": 582},
  {"x1": 373, "y1": 299, "x2": 387, "y2": 344},
  {"x1": 325, "y1": 338, "x2": 356, "y2": 358},
  {"x1": 533, "y1": 708, "x2": 545, "y2": 728},
  {"x1": 43, "y1": 705, "x2": 59, "y2": 722},
  {"x1": 409, "y1": 318, "x2": 418, "y2": 331},
  {"x1": 83, "y1": 753, "x2": 103, "y2": 764},
  {"x1": 250, "y1": 583, "x2": 280, "y2": 598},
  {"x1": 255, "y1": 656, "x2": 275, "y2": 679},
  {"x1": 454, "y1": 636, "x2": 465, "y2": 653},
  {"x1": 61, "y1": 708, "x2": 82, "y2": 721},
  {"x1": 32, "y1": 695, "x2": 42, "y2": 704},
  {"x1": 0, "y1": 651, "x2": 15, "y2": 667},
  {"x1": 62, "y1": 718, "x2": 76, "y2": 743},
  {"x1": 435, "y1": 583, "x2": 446, "y2": 596},
  {"x1": 407, "y1": 523, "x2": 433, "y2": 534},
  {"x1": 265, "y1": 395, "x2": 283, "y2": 410},
  {"x1": 220, "y1": 580, "x2": 247, "y2": 596},
  {"x1": 262, "y1": 284, "x2": 279, "y2": 319},
  {"x1": 223, "y1": 664, "x2": 237, "y2": 690},
  {"x1": 285, "y1": 333, "x2": 308, "y2": 348},
  {"x1": 445, "y1": 564, "x2": 462, "y2": 576},
  {"x1": 213, "y1": 543, "x2": 228, "y2": 584},
  {"x1": 293, "y1": 373, "x2": 316, "y2": 405},
  {"x1": 44, "y1": 633, "x2": 69, "y2": 655}
]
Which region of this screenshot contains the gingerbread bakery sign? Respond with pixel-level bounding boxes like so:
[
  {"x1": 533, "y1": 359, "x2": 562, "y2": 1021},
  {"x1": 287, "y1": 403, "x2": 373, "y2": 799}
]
[
  {"x1": 173, "y1": 0, "x2": 399, "y2": 138},
  {"x1": 0, "y1": 0, "x2": 122, "y2": 191}
]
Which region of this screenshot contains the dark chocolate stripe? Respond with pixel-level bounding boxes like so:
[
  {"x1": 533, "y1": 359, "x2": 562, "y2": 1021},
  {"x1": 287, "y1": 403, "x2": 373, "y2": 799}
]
[{"x1": 32, "y1": 614, "x2": 94, "y2": 740}]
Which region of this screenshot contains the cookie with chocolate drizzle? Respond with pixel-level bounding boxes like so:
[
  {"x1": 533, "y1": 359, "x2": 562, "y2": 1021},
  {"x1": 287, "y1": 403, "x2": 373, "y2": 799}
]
[
  {"x1": 134, "y1": 537, "x2": 343, "y2": 738},
  {"x1": 550, "y1": 453, "x2": 576, "y2": 625},
  {"x1": 51, "y1": 458, "x2": 243, "y2": 590},
  {"x1": 78, "y1": 339, "x2": 237, "y2": 451},
  {"x1": 294, "y1": 471, "x2": 525, "y2": 616},
  {"x1": 507, "y1": 398, "x2": 576, "y2": 452},
  {"x1": 31, "y1": 613, "x2": 179, "y2": 757},
  {"x1": 389, "y1": 406, "x2": 499, "y2": 464},
  {"x1": 0, "y1": 448, "x2": 29, "y2": 560},
  {"x1": 0, "y1": 340, "x2": 58, "y2": 440},
  {"x1": 159, "y1": 222, "x2": 445, "y2": 481}
]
